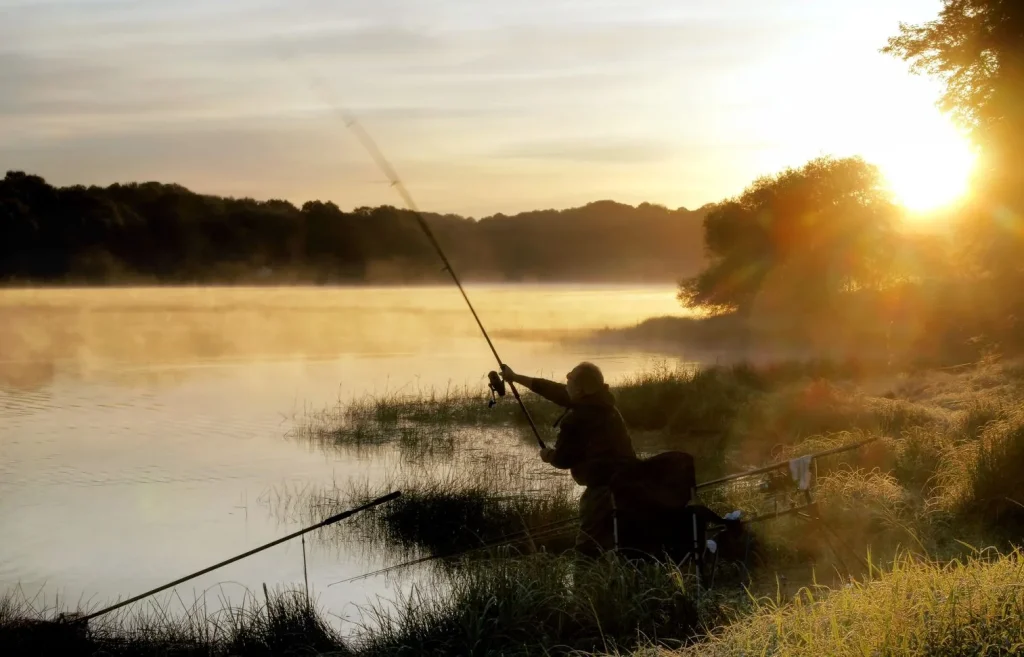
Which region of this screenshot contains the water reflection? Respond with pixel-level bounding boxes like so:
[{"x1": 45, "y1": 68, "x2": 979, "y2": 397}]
[{"x1": 0, "y1": 284, "x2": 688, "y2": 626}]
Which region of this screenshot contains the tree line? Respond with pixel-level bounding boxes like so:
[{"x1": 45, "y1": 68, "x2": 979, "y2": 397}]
[{"x1": 0, "y1": 172, "x2": 707, "y2": 285}]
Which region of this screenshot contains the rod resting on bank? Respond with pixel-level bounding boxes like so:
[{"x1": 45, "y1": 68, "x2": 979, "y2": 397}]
[{"x1": 76, "y1": 491, "x2": 401, "y2": 623}]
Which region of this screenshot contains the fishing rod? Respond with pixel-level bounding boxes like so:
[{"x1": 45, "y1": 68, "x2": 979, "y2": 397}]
[
  {"x1": 75, "y1": 491, "x2": 401, "y2": 623},
  {"x1": 276, "y1": 54, "x2": 547, "y2": 449},
  {"x1": 695, "y1": 436, "x2": 878, "y2": 490},
  {"x1": 340, "y1": 112, "x2": 547, "y2": 450}
]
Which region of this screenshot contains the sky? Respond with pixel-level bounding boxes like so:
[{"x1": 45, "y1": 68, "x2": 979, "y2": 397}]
[{"x1": 0, "y1": 0, "x2": 966, "y2": 216}]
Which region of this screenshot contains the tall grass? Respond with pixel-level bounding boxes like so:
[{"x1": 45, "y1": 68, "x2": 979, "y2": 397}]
[
  {"x1": 2, "y1": 557, "x2": 728, "y2": 657},
  {"x1": 285, "y1": 357, "x2": 1024, "y2": 572},
  {"x1": 666, "y1": 549, "x2": 1024, "y2": 657},
  {"x1": 272, "y1": 451, "x2": 580, "y2": 558},
  {"x1": 0, "y1": 586, "x2": 346, "y2": 657},
  {"x1": 292, "y1": 359, "x2": 929, "y2": 472},
  {"x1": 958, "y1": 413, "x2": 1024, "y2": 535},
  {"x1": 350, "y1": 553, "x2": 728, "y2": 657},
  {"x1": 285, "y1": 358, "x2": 1024, "y2": 568},
  {"x1": 614, "y1": 365, "x2": 755, "y2": 446},
  {"x1": 340, "y1": 474, "x2": 579, "y2": 558}
]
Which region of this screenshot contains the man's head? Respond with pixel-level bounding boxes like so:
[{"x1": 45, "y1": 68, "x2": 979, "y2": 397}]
[{"x1": 566, "y1": 361, "x2": 605, "y2": 401}]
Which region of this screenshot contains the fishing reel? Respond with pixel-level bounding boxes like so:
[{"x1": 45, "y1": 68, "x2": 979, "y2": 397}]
[
  {"x1": 759, "y1": 469, "x2": 793, "y2": 494},
  {"x1": 487, "y1": 370, "x2": 506, "y2": 408}
]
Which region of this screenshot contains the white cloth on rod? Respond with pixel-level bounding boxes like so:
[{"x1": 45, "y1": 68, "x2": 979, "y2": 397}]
[{"x1": 789, "y1": 455, "x2": 813, "y2": 490}]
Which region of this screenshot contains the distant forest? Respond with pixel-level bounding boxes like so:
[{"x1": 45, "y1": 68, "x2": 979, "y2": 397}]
[{"x1": 0, "y1": 171, "x2": 707, "y2": 285}]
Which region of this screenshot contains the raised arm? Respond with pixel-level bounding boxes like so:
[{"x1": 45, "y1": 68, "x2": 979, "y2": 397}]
[{"x1": 500, "y1": 365, "x2": 572, "y2": 408}]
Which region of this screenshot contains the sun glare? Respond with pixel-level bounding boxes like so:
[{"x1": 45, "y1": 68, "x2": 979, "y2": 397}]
[
  {"x1": 768, "y1": 63, "x2": 982, "y2": 218},
  {"x1": 874, "y1": 122, "x2": 978, "y2": 214}
]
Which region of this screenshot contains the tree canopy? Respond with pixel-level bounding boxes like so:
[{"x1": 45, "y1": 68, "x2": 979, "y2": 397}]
[
  {"x1": 885, "y1": 0, "x2": 1024, "y2": 326},
  {"x1": 883, "y1": 0, "x2": 1024, "y2": 165},
  {"x1": 678, "y1": 156, "x2": 899, "y2": 317}
]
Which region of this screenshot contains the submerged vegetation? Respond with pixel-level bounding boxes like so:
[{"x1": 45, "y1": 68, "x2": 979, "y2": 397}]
[
  {"x1": 272, "y1": 452, "x2": 580, "y2": 559},
  {"x1": 291, "y1": 383, "x2": 563, "y2": 459}
]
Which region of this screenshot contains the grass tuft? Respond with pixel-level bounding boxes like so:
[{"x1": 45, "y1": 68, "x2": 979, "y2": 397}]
[
  {"x1": 274, "y1": 452, "x2": 580, "y2": 558},
  {"x1": 0, "y1": 586, "x2": 347, "y2": 657}
]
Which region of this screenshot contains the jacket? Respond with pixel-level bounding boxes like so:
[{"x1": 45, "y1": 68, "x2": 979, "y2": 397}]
[{"x1": 521, "y1": 377, "x2": 637, "y2": 486}]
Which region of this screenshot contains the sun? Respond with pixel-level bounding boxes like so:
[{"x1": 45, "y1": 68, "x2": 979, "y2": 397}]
[{"x1": 874, "y1": 121, "x2": 978, "y2": 214}]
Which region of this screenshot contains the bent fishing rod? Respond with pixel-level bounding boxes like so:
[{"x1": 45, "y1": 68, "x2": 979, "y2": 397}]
[
  {"x1": 74, "y1": 491, "x2": 400, "y2": 624},
  {"x1": 276, "y1": 54, "x2": 546, "y2": 449},
  {"x1": 340, "y1": 113, "x2": 547, "y2": 450}
]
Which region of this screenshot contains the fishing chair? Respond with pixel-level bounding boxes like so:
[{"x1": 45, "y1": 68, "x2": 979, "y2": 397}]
[
  {"x1": 608, "y1": 451, "x2": 737, "y2": 586},
  {"x1": 609, "y1": 494, "x2": 740, "y2": 589}
]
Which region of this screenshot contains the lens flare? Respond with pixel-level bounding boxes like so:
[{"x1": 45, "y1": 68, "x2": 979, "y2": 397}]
[{"x1": 876, "y1": 122, "x2": 978, "y2": 214}]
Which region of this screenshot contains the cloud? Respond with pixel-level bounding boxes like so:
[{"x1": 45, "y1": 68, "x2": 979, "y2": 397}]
[
  {"x1": 0, "y1": 53, "x2": 117, "y2": 113},
  {"x1": 491, "y1": 139, "x2": 675, "y2": 164},
  {"x1": 0, "y1": 0, "x2": 944, "y2": 215},
  {"x1": 0, "y1": 2, "x2": 800, "y2": 127},
  {"x1": 234, "y1": 24, "x2": 444, "y2": 60}
]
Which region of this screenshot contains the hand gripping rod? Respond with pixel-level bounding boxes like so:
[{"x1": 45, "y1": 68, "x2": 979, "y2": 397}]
[{"x1": 341, "y1": 113, "x2": 546, "y2": 450}]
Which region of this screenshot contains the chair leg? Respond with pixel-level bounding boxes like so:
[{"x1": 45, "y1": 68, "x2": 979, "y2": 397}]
[{"x1": 611, "y1": 493, "x2": 619, "y2": 551}]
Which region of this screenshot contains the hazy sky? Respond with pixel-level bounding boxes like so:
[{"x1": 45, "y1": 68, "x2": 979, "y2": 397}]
[{"x1": 1, "y1": 0, "x2": 960, "y2": 216}]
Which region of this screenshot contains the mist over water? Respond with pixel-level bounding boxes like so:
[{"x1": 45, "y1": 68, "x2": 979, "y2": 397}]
[{"x1": 0, "y1": 284, "x2": 692, "y2": 627}]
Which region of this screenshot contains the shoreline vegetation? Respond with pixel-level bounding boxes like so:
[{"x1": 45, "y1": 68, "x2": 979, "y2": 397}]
[{"x1": 7, "y1": 354, "x2": 1024, "y2": 656}]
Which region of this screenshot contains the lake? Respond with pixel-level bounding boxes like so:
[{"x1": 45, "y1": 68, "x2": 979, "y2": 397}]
[{"x1": 0, "y1": 284, "x2": 692, "y2": 629}]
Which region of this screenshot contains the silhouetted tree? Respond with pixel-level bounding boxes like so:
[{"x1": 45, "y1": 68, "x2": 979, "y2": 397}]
[
  {"x1": 678, "y1": 156, "x2": 899, "y2": 317},
  {"x1": 884, "y1": 0, "x2": 1024, "y2": 168}
]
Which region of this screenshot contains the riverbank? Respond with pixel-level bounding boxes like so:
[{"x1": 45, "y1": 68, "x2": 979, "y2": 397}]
[{"x1": 6, "y1": 355, "x2": 1023, "y2": 655}]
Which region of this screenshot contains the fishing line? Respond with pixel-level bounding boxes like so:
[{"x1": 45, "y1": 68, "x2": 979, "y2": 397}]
[{"x1": 279, "y1": 53, "x2": 547, "y2": 450}]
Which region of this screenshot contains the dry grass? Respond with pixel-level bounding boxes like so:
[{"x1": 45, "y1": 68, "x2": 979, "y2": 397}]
[{"x1": 652, "y1": 549, "x2": 1024, "y2": 657}]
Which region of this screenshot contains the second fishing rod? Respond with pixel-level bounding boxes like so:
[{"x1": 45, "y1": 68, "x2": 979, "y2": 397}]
[{"x1": 341, "y1": 114, "x2": 547, "y2": 451}]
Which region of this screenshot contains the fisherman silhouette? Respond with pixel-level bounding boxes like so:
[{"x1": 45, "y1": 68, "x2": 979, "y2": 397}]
[{"x1": 501, "y1": 362, "x2": 637, "y2": 555}]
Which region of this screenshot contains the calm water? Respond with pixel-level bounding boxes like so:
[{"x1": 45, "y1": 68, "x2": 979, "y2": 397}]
[{"x1": 0, "y1": 285, "x2": 691, "y2": 628}]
